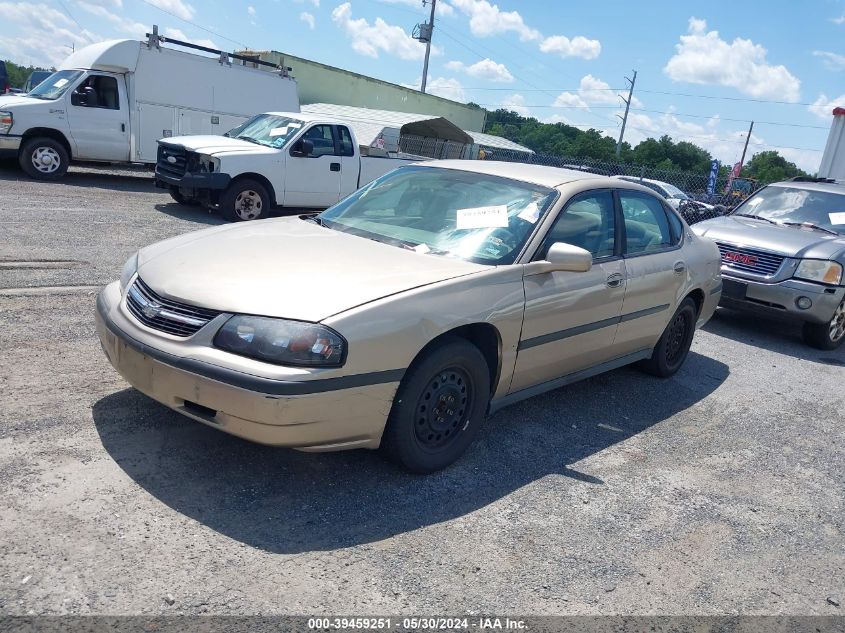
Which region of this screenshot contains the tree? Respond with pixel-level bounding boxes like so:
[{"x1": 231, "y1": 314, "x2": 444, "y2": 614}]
[
  {"x1": 2, "y1": 60, "x2": 53, "y2": 89},
  {"x1": 741, "y1": 150, "x2": 809, "y2": 184}
]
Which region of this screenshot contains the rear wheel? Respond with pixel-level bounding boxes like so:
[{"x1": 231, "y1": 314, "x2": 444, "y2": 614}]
[
  {"x1": 381, "y1": 338, "x2": 490, "y2": 473},
  {"x1": 639, "y1": 298, "x2": 697, "y2": 377},
  {"x1": 219, "y1": 179, "x2": 270, "y2": 222},
  {"x1": 19, "y1": 137, "x2": 69, "y2": 181},
  {"x1": 802, "y1": 299, "x2": 845, "y2": 350}
]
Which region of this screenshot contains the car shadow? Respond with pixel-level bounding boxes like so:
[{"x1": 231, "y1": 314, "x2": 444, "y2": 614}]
[
  {"x1": 154, "y1": 203, "x2": 228, "y2": 226},
  {"x1": 0, "y1": 165, "x2": 158, "y2": 194},
  {"x1": 704, "y1": 308, "x2": 844, "y2": 366},
  {"x1": 92, "y1": 351, "x2": 728, "y2": 554}
]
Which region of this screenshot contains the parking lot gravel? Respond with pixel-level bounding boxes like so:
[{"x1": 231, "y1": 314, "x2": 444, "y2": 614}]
[{"x1": 0, "y1": 165, "x2": 843, "y2": 616}]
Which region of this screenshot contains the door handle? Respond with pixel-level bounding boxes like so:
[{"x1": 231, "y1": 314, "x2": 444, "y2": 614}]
[
  {"x1": 673, "y1": 261, "x2": 687, "y2": 274},
  {"x1": 121, "y1": 123, "x2": 125, "y2": 132},
  {"x1": 330, "y1": 162, "x2": 341, "y2": 172},
  {"x1": 606, "y1": 273, "x2": 625, "y2": 288}
]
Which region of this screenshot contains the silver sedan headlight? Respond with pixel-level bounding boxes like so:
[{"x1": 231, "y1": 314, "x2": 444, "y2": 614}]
[
  {"x1": 0, "y1": 111, "x2": 12, "y2": 134},
  {"x1": 794, "y1": 260, "x2": 843, "y2": 285},
  {"x1": 119, "y1": 252, "x2": 138, "y2": 292},
  {"x1": 214, "y1": 315, "x2": 346, "y2": 367}
]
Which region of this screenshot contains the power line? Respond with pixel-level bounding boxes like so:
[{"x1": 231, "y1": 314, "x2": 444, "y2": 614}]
[
  {"x1": 54, "y1": 0, "x2": 85, "y2": 31},
  {"x1": 137, "y1": 0, "x2": 248, "y2": 48}
]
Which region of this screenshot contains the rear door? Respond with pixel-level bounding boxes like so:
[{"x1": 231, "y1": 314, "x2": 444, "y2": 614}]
[
  {"x1": 613, "y1": 189, "x2": 687, "y2": 355},
  {"x1": 510, "y1": 189, "x2": 627, "y2": 393},
  {"x1": 282, "y1": 124, "x2": 342, "y2": 208},
  {"x1": 66, "y1": 73, "x2": 130, "y2": 161}
]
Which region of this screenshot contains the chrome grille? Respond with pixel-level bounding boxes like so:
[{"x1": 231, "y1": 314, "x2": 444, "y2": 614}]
[
  {"x1": 156, "y1": 143, "x2": 188, "y2": 179},
  {"x1": 126, "y1": 277, "x2": 221, "y2": 337},
  {"x1": 715, "y1": 242, "x2": 786, "y2": 277}
]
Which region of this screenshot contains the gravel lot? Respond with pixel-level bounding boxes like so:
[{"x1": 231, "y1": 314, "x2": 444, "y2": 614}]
[{"x1": 0, "y1": 164, "x2": 843, "y2": 617}]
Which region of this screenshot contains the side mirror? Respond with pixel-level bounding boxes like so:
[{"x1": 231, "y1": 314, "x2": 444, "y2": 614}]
[
  {"x1": 71, "y1": 91, "x2": 88, "y2": 106},
  {"x1": 541, "y1": 242, "x2": 593, "y2": 273},
  {"x1": 291, "y1": 138, "x2": 314, "y2": 157}
]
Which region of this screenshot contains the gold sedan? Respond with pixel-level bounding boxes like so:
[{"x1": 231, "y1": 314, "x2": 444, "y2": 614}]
[{"x1": 96, "y1": 161, "x2": 722, "y2": 472}]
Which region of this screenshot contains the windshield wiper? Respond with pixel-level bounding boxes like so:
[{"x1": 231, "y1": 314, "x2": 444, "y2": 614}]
[
  {"x1": 309, "y1": 215, "x2": 328, "y2": 227},
  {"x1": 237, "y1": 135, "x2": 264, "y2": 146},
  {"x1": 734, "y1": 213, "x2": 777, "y2": 224},
  {"x1": 781, "y1": 221, "x2": 839, "y2": 236}
]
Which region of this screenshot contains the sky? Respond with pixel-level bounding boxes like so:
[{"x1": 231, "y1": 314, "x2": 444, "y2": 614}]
[{"x1": 2, "y1": 0, "x2": 844, "y2": 172}]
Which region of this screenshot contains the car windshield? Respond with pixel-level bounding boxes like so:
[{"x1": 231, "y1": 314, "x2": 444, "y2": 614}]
[
  {"x1": 734, "y1": 185, "x2": 845, "y2": 234},
  {"x1": 27, "y1": 70, "x2": 83, "y2": 100},
  {"x1": 224, "y1": 114, "x2": 303, "y2": 149},
  {"x1": 661, "y1": 182, "x2": 689, "y2": 200},
  {"x1": 317, "y1": 165, "x2": 558, "y2": 265}
]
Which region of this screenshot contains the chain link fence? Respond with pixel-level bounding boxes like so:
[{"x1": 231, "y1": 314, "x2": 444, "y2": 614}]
[{"x1": 397, "y1": 134, "x2": 755, "y2": 225}]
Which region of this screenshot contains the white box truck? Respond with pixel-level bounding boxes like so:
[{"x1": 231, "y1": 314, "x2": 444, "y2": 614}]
[
  {"x1": 0, "y1": 28, "x2": 299, "y2": 180},
  {"x1": 818, "y1": 106, "x2": 845, "y2": 181}
]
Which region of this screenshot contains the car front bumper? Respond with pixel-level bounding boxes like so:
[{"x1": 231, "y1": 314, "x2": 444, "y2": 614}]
[
  {"x1": 719, "y1": 273, "x2": 845, "y2": 324},
  {"x1": 95, "y1": 281, "x2": 399, "y2": 451},
  {"x1": 154, "y1": 169, "x2": 231, "y2": 192},
  {"x1": 0, "y1": 134, "x2": 21, "y2": 158}
]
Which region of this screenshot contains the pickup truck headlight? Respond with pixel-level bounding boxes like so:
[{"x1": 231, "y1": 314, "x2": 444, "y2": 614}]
[
  {"x1": 197, "y1": 154, "x2": 220, "y2": 173},
  {"x1": 0, "y1": 111, "x2": 12, "y2": 134},
  {"x1": 214, "y1": 315, "x2": 346, "y2": 367},
  {"x1": 119, "y1": 252, "x2": 138, "y2": 292},
  {"x1": 794, "y1": 260, "x2": 843, "y2": 285}
]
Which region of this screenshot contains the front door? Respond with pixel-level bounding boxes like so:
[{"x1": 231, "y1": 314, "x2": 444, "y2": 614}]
[
  {"x1": 510, "y1": 189, "x2": 627, "y2": 393},
  {"x1": 613, "y1": 190, "x2": 687, "y2": 355},
  {"x1": 67, "y1": 73, "x2": 129, "y2": 161},
  {"x1": 283, "y1": 124, "x2": 342, "y2": 208}
]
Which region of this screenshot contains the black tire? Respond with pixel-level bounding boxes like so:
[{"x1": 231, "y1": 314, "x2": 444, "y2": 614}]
[
  {"x1": 169, "y1": 188, "x2": 198, "y2": 205},
  {"x1": 639, "y1": 298, "x2": 698, "y2": 377},
  {"x1": 381, "y1": 337, "x2": 491, "y2": 473},
  {"x1": 19, "y1": 137, "x2": 69, "y2": 181},
  {"x1": 219, "y1": 179, "x2": 270, "y2": 222},
  {"x1": 802, "y1": 299, "x2": 845, "y2": 350}
]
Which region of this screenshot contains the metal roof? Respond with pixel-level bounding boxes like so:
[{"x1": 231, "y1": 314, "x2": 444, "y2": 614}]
[{"x1": 464, "y1": 130, "x2": 534, "y2": 154}]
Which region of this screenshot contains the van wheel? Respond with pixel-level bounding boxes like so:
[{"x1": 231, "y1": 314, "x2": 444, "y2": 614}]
[
  {"x1": 220, "y1": 179, "x2": 270, "y2": 222},
  {"x1": 381, "y1": 337, "x2": 490, "y2": 473},
  {"x1": 639, "y1": 298, "x2": 697, "y2": 377},
  {"x1": 19, "y1": 137, "x2": 69, "y2": 181},
  {"x1": 802, "y1": 299, "x2": 845, "y2": 350}
]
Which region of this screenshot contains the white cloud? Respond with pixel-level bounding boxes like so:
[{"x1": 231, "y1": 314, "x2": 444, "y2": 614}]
[
  {"x1": 294, "y1": 0, "x2": 320, "y2": 6},
  {"x1": 144, "y1": 0, "x2": 195, "y2": 21},
  {"x1": 332, "y1": 2, "x2": 437, "y2": 61},
  {"x1": 0, "y1": 2, "x2": 99, "y2": 67},
  {"x1": 552, "y1": 74, "x2": 641, "y2": 109},
  {"x1": 663, "y1": 17, "x2": 801, "y2": 102},
  {"x1": 539, "y1": 34, "x2": 601, "y2": 60},
  {"x1": 808, "y1": 93, "x2": 845, "y2": 120},
  {"x1": 813, "y1": 50, "x2": 845, "y2": 71},
  {"x1": 299, "y1": 11, "x2": 315, "y2": 29},
  {"x1": 162, "y1": 27, "x2": 217, "y2": 49},
  {"x1": 832, "y1": 13, "x2": 845, "y2": 24},
  {"x1": 501, "y1": 93, "x2": 530, "y2": 117},
  {"x1": 426, "y1": 76, "x2": 466, "y2": 101},
  {"x1": 449, "y1": 0, "x2": 540, "y2": 41},
  {"x1": 445, "y1": 58, "x2": 513, "y2": 83},
  {"x1": 380, "y1": 0, "x2": 454, "y2": 15},
  {"x1": 247, "y1": 5, "x2": 256, "y2": 16},
  {"x1": 76, "y1": 1, "x2": 147, "y2": 38}
]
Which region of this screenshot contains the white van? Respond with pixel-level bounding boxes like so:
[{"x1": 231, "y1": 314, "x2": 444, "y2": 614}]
[{"x1": 0, "y1": 28, "x2": 299, "y2": 180}]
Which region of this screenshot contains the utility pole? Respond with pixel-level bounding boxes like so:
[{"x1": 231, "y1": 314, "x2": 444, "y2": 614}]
[
  {"x1": 739, "y1": 120, "x2": 754, "y2": 169},
  {"x1": 615, "y1": 70, "x2": 637, "y2": 158},
  {"x1": 418, "y1": 0, "x2": 436, "y2": 93}
]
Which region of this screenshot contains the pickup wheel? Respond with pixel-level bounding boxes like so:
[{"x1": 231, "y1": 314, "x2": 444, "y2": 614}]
[
  {"x1": 381, "y1": 337, "x2": 490, "y2": 473},
  {"x1": 19, "y1": 137, "x2": 69, "y2": 181},
  {"x1": 802, "y1": 299, "x2": 845, "y2": 350},
  {"x1": 219, "y1": 179, "x2": 270, "y2": 222}
]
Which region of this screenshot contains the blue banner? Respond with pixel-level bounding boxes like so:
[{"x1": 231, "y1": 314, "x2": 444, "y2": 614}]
[{"x1": 706, "y1": 159, "x2": 720, "y2": 198}]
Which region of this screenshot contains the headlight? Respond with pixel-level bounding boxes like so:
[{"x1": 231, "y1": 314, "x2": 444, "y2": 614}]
[
  {"x1": 198, "y1": 154, "x2": 219, "y2": 173},
  {"x1": 0, "y1": 111, "x2": 12, "y2": 134},
  {"x1": 214, "y1": 315, "x2": 346, "y2": 367},
  {"x1": 119, "y1": 252, "x2": 138, "y2": 292},
  {"x1": 794, "y1": 260, "x2": 843, "y2": 285}
]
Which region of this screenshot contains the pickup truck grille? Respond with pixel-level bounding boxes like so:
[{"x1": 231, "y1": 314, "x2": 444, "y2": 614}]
[
  {"x1": 156, "y1": 143, "x2": 188, "y2": 179},
  {"x1": 126, "y1": 277, "x2": 221, "y2": 337},
  {"x1": 715, "y1": 242, "x2": 786, "y2": 277}
]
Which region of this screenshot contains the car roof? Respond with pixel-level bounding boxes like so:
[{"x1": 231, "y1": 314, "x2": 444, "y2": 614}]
[
  {"x1": 420, "y1": 160, "x2": 609, "y2": 188},
  {"x1": 769, "y1": 180, "x2": 845, "y2": 195},
  {"x1": 615, "y1": 175, "x2": 669, "y2": 187}
]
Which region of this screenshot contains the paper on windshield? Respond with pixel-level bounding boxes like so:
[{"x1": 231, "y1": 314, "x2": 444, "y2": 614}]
[
  {"x1": 456, "y1": 205, "x2": 509, "y2": 230},
  {"x1": 54, "y1": 78, "x2": 69, "y2": 88},
  {"x1": 517, "y1": 201, "x2": 541, "y2": 224},
  {"x1": 269, "y1": 127, "x2": 290, "y2": 137},
  {"x1": 829, "y1": 212, "x2": 845, "y2": 225}
]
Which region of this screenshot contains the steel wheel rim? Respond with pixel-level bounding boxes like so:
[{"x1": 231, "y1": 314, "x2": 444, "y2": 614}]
[
  {"x1": 665, "y1": 311, "x2": 689, "y2": 364},
  {"x1": 414, "y1": 367, "x2": 473, "y2": 451},
  {"x1": 830, "y1": 300, "x2": 845, "y2": 342},
  {"x1": 234, "y1": 190, "x2": 262, "y2": 220},
  {"x1": 32, "y1": 147, "x2": 60, "y2": 174}
]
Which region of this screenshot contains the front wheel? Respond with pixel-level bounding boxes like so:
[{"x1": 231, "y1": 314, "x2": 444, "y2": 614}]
[
  {"x1": 381, "y1": 338, "x2": 490, "y2": 473},
  {"x1": 219, "y1": 179, "x2": 270, "y2": 222},
  {"x1": 639, "y1": 298, "x2": 697, "y2": 377},
  {"x1": 19, "y1": 137, "x2": 69, "y2": 181},
  {"x1": 802, "y1": 299, "x2": 845, "y2": 350}
]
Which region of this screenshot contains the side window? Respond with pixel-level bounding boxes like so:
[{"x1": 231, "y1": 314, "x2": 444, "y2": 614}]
[
  {"x1": 74, "y1": 75, "x2": 120, "y2": 110},
  {"x1": 540, "y1": 190, "x2": 616, "y2": 260},
  {"x1": 302, "y1": 125, "x2": 336, "y2": 157},
  {"x1": 337, "y1": 126, "x2": 355, "y2": 157},
  {"x1": 665, "y1": 206, "x2": 685, "y2": 243},
  {"x1": 619, "y1": 191, "x2": 673, "y2": 254}
]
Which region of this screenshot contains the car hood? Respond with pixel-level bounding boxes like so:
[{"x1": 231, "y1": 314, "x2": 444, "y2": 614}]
[
  {"x1": 692, "y1": 215, "x2": 845, "y2": 260},
  {"x1": 159, "y1": 135, "x2": 279, "y2": 157},
  {"x1": 136, "y1": 217, "x2": 486, "y2": 322},
  {"x1": 0, "y1": 94, "x2": 47, "y2": 108}
]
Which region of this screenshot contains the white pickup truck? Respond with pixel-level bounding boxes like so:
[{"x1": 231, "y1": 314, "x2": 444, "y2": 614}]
[{"x1": 155, "y1": 111, "x2": 421, "y2": 221}]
